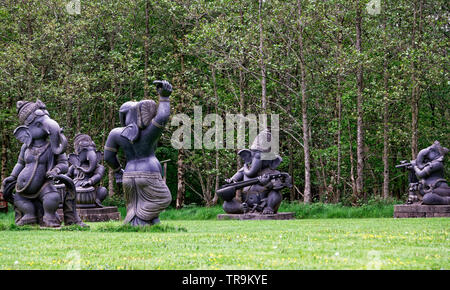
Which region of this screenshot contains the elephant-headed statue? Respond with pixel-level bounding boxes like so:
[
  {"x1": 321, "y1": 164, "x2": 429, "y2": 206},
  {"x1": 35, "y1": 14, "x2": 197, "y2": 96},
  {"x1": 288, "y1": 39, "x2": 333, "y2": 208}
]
[
  {"x1": 67, "y1": 134, "x2": 107, "y2": 207},
  {"x1": 411, "y1": 141, "x2": 450, "y2": 205},
  {"x1": 219, "y1": 129, "x2": 292, "y2": 215},
  {"x1": 104, "y1": 80, "x2": 173, "y2": 226},
  {"x1": 1, "y1": 100, "x2": 85, "y2": 227}
]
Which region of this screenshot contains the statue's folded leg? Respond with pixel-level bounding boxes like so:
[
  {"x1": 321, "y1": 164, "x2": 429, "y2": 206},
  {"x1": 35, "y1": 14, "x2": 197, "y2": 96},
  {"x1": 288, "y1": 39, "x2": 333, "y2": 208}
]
[
  {"x1": 95, "y1": 186, "x2": 107, "y2": 207},
  {"x1": 263, "y1": 190, "x2": 282, "y2": 214},
  {"x1": 423, "y1": 183, "x2": 450, "y2": 205},
  {"x1": 33, "y1": 182, "x2": 62, "y2": 227},
  {"x1": 223, "y1": 199, "x2": 244, "y2": 214},
  {"x1": 423, "y1": 193, "x2": 450, "y2": 205},
  {"x1": 14, "y1": 194, "x2": 37, "y2": 226}
]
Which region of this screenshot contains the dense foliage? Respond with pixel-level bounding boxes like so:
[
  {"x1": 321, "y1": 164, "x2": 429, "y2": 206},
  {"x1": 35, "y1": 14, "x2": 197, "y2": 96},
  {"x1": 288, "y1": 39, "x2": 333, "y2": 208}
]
[{"x1": 0, "y1": 0, "x2": 448, "y2": 206}]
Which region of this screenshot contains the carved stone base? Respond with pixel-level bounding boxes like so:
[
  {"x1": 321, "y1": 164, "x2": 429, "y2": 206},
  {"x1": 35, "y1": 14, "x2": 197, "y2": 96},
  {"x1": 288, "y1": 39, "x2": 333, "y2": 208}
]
[
  {"x1": 394, "y1": 204, "x2": 450, "y2": 218},
  {"x1": 217, "y1": 212, "x2": 295, "y2": 220},
  {"x1": 57, "y1": 206, "x2": 121, "y2": 222}
]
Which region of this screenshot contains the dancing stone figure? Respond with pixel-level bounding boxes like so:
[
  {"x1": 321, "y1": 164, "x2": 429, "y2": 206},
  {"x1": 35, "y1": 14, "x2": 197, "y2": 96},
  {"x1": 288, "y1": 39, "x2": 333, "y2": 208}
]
[
  {"x1": 1, "y1": 100, "x2": 85, "y2": 227},
  {"x1": 104, "y1": 80, "x2": 172, "y2": 226}
]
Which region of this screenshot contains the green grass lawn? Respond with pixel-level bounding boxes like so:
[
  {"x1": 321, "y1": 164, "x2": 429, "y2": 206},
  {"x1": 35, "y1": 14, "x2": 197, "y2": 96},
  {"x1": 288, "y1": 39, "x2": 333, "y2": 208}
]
[{"x1": 0, "y1": 210, "x2": 448, "y2": 270}]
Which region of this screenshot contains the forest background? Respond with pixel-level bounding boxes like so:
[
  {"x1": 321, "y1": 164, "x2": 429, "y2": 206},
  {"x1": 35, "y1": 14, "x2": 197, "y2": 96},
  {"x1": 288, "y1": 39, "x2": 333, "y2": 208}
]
[{"x1": 0, "y1": 0, "x2": 448, "y2": 208}]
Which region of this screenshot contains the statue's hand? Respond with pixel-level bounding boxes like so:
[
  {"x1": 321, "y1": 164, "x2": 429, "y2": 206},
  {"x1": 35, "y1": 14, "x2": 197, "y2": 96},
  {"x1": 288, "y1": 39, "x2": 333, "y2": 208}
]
[
  {"x1": 2, "y1": 176, "x2": 16, "y2": 188},
  {"x1": 262, "y1": 207, "x2": 274, "y2": 215},
  {"x1": 114, "y1": 169, "x2": 124, "y2": 184},
  {"x1": 46, "y1": 168, "x2": 60, "y2": 179},
  {"x1": 153, "y1": 80, "x2": 172, "y2": 97},
  {"x1": 258, "y1": 174, "x2": 271, "y2": 186},
  {"x1": 80, "y1": 180, "x2": 92, "y2": 187},
  {"x1": 225, "y1": 178, "x2": 234, "y2": 184},
  {"x1": 407, "y1": 160, "x2": 416, "y2": 170},
  {"x1": 242, "y1": 202, "x2": 249, "y2": 213},
  {"x1": 78, "y1": 166, "x2": 90, "y2": 174}
]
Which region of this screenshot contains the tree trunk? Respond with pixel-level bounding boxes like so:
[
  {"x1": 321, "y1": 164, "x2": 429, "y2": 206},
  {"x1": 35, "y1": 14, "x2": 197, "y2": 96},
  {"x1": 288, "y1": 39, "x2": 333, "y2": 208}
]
[
  {"x1": 382, "y1": 91, "x2": 390, "y2": 200},
  {"x1": 319, "y1": 154, "x2": 330, "y2": 203},
  {"x1": 212, "y1": 66, "x2": 220, "y2": 206},
  {"x1": 382, "y1": 3, "x2": 390, "y2": 200},
  {"x1": 0, "y1": 95, "x2": 12, "y2": 182},
  {"x1": 355, "y1": 0, "x2": 364, "y2": 198},
  {"x1": 0, "y1": 130, "x2": 9, "y2": 182},
  {"x1": 258, "y1": 0, "x2": 267, "y2": 113},
  {"x1": 76, "y1": 98, "x2": 81, "y2": 133},
  {"x1": 175, "y1": 36, "x2": 186, "y2": 209},
  {"x1": 108, "y1": 36, "x2": 117, "y2": 197},
  {"x1": 235, "y1": 9, "x2": 246, "y2": 201},
  {"x1": 288, "y1": 96, "x2": 296, "y2": 201},
  {"x1": 348, "y1": 121, "x2": 357, "y2": 200},
  {"x1": 108, "y1": 100, "x2": 115, "y2": 197},
  {"x1": 410, "y1": 0, "x2": 423, "y2": 160},
  {"x1": 143, "y1": 0, "x2": 149, "y2": 99},
  {"x1": 176, "y1": 149, "x2": 185, "y2": 209},
  {"x1": 335, "y1": 4, "x2": 343, "y2": 203},
  {"x1": 298, "y1": 0, "x2": 311, "y2": 204},
  {"x1": 410, "y1": 2, "x2": 418, "y2": 159}
]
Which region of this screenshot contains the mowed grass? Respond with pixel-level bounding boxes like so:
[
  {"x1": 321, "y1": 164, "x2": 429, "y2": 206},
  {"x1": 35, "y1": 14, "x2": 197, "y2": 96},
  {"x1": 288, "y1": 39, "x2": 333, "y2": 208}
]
[{"x1": 0, "y1": 211, "x2": 448, "y2": 270}]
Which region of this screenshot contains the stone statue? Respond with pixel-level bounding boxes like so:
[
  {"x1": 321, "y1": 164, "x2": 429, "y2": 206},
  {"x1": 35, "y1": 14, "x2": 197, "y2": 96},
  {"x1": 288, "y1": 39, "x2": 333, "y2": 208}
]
[
  {"x1": 1, "y1": 100, "x2": 85, "y2": 227},
  {"x1": 218, "y1": 129, "x2": 292, "y2": 215},
  {"x1": 397, "y1": 141, "x2": 450, "y2": 205},
  {"x1": 67, "y1": 134, "x2": 107, "y2": 207},
  {"x1": 104, "y1": 80, "x2": 173, "y2": 226}
]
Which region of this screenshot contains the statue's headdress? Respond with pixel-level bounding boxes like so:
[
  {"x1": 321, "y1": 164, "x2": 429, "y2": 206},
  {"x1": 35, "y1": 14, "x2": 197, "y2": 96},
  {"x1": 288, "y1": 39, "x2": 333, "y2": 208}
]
[
  {"x1": 73, "y1": 133, "x2": 95, "y2": 154},
  {"x1": 431, "y1": 141, "x2": 449, "y2": 157},
  {"x1": 250, "y1": 129, "x2": 272, "y2": 153},
  {"x1": 16, "y1": 99, "x2": 48, "y2": 125},
  {"x1": 119, "y1": 100, "x2": 157, "y2": 143}
]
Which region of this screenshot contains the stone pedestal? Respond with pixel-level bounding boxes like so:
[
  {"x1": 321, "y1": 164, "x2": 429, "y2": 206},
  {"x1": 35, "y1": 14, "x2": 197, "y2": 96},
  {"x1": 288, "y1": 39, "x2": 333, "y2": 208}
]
[
  {"x1": 57, "y1": 206, "x2": 121, "y2": 222},
  {"x1": 217, "y1": 212, "x2": 295, "y2": 220},
  {"x1": 394, "y1": 204, "x2": 450, "y2": 218}
]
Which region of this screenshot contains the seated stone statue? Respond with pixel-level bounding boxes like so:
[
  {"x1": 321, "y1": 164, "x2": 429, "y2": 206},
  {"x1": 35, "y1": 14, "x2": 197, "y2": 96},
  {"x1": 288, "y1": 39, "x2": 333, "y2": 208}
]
[
  {"x1": 67, "y1": 134, "x2": 107, "y2": 207},
  {"x1": 218, "y1": 129, "x2": 292, "y2": 215},
  {"x1": 1, "y1": 100, "x2": 85, "y2": 227},
  {"x1": 411, "y1": 141, "x2": 450, "y2": 205},
  {"x1": 104, "y1": 80, "x2": 173, "y2": 226}
]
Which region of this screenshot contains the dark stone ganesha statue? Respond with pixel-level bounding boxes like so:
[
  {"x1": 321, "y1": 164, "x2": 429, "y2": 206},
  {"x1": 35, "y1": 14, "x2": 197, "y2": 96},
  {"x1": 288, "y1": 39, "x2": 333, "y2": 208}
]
[
  {"x1": 217, "y1": 129, "x2": 292, "y2": 215},
  {"x1": 0, "y1": 100, "x2": 85, "y2": 227},
  {"x1": 104, "y1": 80, "x2": 173, "y2": 226},
  {"x1": 67, "y1": 134, "x2": 107, "y2": 207},
  {"x1": 397, "y1": 141, "x2": 450, "y2": 205}
]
